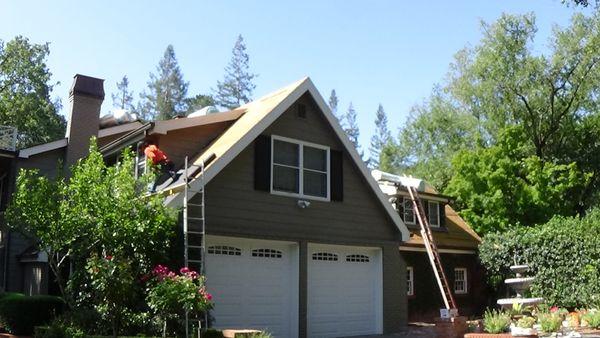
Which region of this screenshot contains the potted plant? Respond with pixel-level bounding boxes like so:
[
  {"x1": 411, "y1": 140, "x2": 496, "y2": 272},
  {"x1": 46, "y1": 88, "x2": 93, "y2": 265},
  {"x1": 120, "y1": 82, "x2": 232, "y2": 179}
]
[
  {"x1": 465, "y1": 309, "x2": 512, "y2": 338},
  {"x1": 582, "y1": 310, "x2": 600, "y2": 329},
  {"x1": 537, "y1": 312, "x2": 563, "y2": 335},
  {"x1": 511, "y1": 316, "x2": 537, "y2": 336}
]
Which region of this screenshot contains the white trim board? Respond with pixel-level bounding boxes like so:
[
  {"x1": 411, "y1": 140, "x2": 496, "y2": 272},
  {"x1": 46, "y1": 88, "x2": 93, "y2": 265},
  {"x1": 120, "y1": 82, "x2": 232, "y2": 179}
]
[
  {"x1": 399, "y1": 246, "x2": 477, "y2": 255},
  {"x1": 166, "y1": 77, "x2": 410, "y2": 241}
]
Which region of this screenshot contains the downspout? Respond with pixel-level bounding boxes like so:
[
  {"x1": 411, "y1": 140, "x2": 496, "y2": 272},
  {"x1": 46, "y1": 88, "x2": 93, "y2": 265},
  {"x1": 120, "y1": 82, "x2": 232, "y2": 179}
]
[{"x1": 3, "y1": 153, "x2": 18, "y2": 291}]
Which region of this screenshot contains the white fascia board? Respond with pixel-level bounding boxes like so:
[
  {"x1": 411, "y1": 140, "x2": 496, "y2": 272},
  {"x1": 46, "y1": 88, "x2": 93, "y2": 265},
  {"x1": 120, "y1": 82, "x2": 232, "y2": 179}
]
[
  {"x1": 18, "y1": 138, "x2": 68, "y2": 158},
  {"x1": 167, "y1": 78, "x2": 411, "y2": 241},
  {"x1": 399, "y1": 246, "x2": 477, "y2": 255}
]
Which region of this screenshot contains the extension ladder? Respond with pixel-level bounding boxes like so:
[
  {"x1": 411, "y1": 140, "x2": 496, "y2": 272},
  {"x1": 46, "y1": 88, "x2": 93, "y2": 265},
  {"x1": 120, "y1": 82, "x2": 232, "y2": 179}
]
[{"x1": 406, "y1": 185, "x2": 458, "y2": 313}]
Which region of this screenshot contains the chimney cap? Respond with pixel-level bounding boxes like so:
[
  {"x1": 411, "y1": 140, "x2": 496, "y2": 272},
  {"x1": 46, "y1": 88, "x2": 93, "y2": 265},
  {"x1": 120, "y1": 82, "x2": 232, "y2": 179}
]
[{"x1": 70, "y1": 74, "x2": 105, "y2": 100}]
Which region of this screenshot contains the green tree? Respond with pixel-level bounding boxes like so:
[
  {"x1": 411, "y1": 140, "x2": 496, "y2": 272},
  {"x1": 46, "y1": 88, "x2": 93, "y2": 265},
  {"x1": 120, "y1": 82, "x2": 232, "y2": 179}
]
[
  {"x1": 140, "y1": 45, "x2": 189, "y2": 120},
  {"x1": 6, "y1": 139, "x2": 176, "y2": 309},
  {"x1": 214, "y1": 35, "x2": 257, "y2": 110},
  {"x1": 185, "y1": 93, "x2": 215, "y2": 113},
  {"x1": 342, "y1": 102, "x2": 361, "y2": 153},
  {"x1": 369, "y1": 104, "x2": 392, "y2": 168},
  {"x1": 111, "y1": 75, "x2": 134, "y2": 111},
  {"x1": 445, "y1": 127, "x2": 590, "y2": 235},
  {"x1": 328, "y1": 89, "x2": 339, "y2": 120},
  {"x1": 0, "y1": 36, "x2": 65, "y2": 148},
  {"x1": 396, "y1": 89, "x2": 480, "y2": 189}
]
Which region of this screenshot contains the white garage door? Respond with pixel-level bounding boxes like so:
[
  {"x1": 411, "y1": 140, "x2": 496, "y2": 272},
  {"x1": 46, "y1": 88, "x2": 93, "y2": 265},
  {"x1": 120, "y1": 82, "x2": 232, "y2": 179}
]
[
  {"x1": 205, "y1": 236, "x2": 299, "y2": 338},
  {"x1": 308, "y1": 244, "x2": 383, "y2": 338}
]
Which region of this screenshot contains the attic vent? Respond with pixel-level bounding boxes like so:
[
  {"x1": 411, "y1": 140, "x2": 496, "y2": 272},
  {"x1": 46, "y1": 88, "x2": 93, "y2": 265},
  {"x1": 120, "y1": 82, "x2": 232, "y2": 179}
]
[{"x1": 297, "y1": 104, "x2": 307, "y2": 119}]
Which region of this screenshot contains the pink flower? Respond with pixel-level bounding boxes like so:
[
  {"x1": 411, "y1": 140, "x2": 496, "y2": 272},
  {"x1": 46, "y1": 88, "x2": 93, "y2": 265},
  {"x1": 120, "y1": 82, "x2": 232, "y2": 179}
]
[
  {"x1": 550, "y1": 306, "x2": 559, "y2": 313},
  {"x1": 105, "y1": 255, "x2": 113, "y2": 261},
  {"x1": 180, "y1": 267, "x2": 190, "y2": 274},
  {"x1": 205, "y1": 292, "x2": 212, "y2": 301}
]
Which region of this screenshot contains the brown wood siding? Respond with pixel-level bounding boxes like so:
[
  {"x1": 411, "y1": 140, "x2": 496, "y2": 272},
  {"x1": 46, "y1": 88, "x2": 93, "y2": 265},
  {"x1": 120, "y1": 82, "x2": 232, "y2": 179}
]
[
  {"x1": 156, "y1": 121, "x2": 233, "y2": 170},
  {"x1": 197, "y1": 93, "x2": 406, "y2": 334},
  {"x1": 16, "y1": 148, "x2": 65, "y2": 178}
]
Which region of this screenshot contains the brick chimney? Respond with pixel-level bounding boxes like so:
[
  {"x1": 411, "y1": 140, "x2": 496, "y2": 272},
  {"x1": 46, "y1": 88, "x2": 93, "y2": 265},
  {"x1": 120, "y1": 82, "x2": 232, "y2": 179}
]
[{"x1": 64, "y1": 74, "x2": 104, "y2": 167}]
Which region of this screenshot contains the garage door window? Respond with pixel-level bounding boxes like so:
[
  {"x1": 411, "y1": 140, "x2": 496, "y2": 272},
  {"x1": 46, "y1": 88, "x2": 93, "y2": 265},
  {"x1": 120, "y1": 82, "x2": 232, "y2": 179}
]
[
  {"x1": 346, "y1": 254, "x2": 370, "y2": 262},
  {"x1": 312, "y1": 252, "x2": 338, "y2": 261},
  {"x1": 208, "y1": 246, "x2": 242, "y2": 256},
  {"x1": 251, "y1": 248, "x2": 283, "y2": 258}
]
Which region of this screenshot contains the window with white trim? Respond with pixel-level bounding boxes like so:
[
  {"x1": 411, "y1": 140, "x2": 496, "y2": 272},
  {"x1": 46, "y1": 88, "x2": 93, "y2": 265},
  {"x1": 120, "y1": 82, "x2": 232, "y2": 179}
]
[
  {"x1": 403, "y1": 197, "x2": 415, "y2": 224},
  {"x1": 271, "y1": 136, "x2": 329, "y2": 199},
  {"x1": 407, "y1": 266, "x2": 414, "y2": 296},
  {"x1": 454, "y1": 268, "x2": 467, "y2": 294},
  {"x1": 428, "y1": 201, "x2": 440, "y2": 227}
]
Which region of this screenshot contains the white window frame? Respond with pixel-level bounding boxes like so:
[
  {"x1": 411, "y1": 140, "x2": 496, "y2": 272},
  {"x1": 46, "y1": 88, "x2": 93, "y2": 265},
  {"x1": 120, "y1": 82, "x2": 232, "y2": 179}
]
[
  {"x1": 271, "y1": 135, "x2": 330, "y2": 201},
  {"x1": 407, "y1": 266, "x2": 414, "y2": 296},
  {"x1": 428, "y1": 201, "x2": 440, "y2": 227},
  {"x1": 403, "y1": 197, "x2": 416, "y2": 225},
  {"x1": 454, "y1": 267, "x2": 468, "y2": 294}
]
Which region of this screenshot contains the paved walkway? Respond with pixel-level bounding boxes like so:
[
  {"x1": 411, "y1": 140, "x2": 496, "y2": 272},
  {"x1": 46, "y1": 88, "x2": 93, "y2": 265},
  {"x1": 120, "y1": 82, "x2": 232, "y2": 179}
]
[{"x1": 343, "y1": 325, "x2": 438, "y2": 338}]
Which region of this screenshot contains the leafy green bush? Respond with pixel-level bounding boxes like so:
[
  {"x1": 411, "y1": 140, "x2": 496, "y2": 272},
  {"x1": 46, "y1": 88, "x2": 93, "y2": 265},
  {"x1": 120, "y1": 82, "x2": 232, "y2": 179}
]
[
  {"x1": 483, "y1": 309, "x2": 511, "y2": 333},
  {"x1": 516, "y1": 316, "x2": 536, "y2": 328},
  {"x1": 479, "y1": 208, "x2": 600, "y2": 308},
  {"x1": 538, "y1": 313, "x2": 563, "y2": 333},
  {"x1": 202, "y1": 329, "x2": 224, "y2": 338},
  {"x1": 583, "y1": 310, "x2": 600, "y2": 329},
  {"x1": 0, "y1": 293, "x2": 65, "y2": 335}
]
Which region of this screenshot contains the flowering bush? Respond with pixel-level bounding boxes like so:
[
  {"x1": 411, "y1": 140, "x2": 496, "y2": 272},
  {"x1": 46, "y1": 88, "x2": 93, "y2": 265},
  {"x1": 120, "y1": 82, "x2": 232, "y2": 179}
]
[{"x1": 146, "y1": 265, "x2": 212, "y2": 320}]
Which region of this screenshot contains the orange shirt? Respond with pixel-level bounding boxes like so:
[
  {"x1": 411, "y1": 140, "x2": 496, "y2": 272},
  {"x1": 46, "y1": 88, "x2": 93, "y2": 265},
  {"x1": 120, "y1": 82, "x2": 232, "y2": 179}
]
[{"x1": 144, "y1": 145, "x2": 168, "y2": 165}]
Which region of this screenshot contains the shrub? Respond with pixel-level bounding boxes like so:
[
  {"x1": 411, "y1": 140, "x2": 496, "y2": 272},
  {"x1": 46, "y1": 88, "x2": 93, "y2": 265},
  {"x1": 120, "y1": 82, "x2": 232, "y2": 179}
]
[
  {"x1": 203, "y1": 329, "x2": 224, "y2": 338},
  {"x1": 516, "y1": 316, "x2": 536, "y2": 328},
  {"x1": 583, "y1": 310, "x2": 600, "y2": 329},
  {"x1": 0, "y1": 293, "x2": 65, "y2": 335},
  {"x1": 483, "y1": 309, "x2": 511, "y2": 333},
  {"x1": 479, "y1": 208, "x2": 600, "y2": 308},
  {"x1": 538, "y1": 312, "x2": 563, "y2": 333}
]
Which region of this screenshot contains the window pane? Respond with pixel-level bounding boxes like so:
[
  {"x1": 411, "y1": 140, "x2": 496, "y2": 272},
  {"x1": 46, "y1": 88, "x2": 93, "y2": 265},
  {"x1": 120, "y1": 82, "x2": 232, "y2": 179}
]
[
  {"x1": 273, "y1": 140, "x2": 299, "y2": 166},
  {"x1": 304, "y1": 146, "x2": 327, "y2": 171},
  {"x1": 303, "y1": 171, "x2": 327, "y2": 197},
  {"x1": 429, "y1": 202, "x2": 439, "y2": 226},
  {"x1": 404, "y1": 198, "x2": 415, "y2": 223},
  {"x1": 273, "y1": 165, "x2": 299, "y2": 193}
]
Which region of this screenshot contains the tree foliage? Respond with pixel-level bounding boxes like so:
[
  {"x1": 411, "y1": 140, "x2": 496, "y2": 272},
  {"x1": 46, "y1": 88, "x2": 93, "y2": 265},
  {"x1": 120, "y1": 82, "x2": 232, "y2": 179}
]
[
  {"x1": 214, "y1": 35, "x2": 257, "y2": 110},
  {"x1": 383, "y1": 13, "x2": 600, "y2": 233},
  {"x1": 0, "y1": 36, "x2": 65, "y2": 148},
  {"x1": 369, "y1": 104, "x2": 391, "y2": 168},
  {"x1": 185, "y1": 93, "x2": 215, "y2": 113},
  {"x1": 5, "y1": 139, "x2": 177, "y2": 306},
  {"x1": 479, "y1": 209, "x2": 600, "y2": 308},
  {"x1": 446, "y1": 127, "x2": 590, "y2": 235},
  {"x1": 140, "y1": 45, "x2": 189, "y2": 120},
  {"x1": 342, "y1": 102, "x2": 361, "y2": 153},
  {"x1": 111, "y1": 75, "x2": 134, "y2": 111},
  {"x1": 328, "y1": 89, "x2": 339, "y2": 120}
]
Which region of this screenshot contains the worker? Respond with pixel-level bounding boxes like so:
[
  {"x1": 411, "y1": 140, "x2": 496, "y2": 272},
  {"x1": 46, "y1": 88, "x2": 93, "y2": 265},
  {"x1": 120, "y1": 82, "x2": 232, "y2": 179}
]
[{"x1": 142, "y1": 140, "x2": 175, "y2": 192}]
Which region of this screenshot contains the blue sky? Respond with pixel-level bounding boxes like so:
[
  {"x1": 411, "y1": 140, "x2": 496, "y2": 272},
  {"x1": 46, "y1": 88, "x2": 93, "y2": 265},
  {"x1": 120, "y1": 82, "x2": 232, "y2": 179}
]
[{"x1": 0, "y1": 1, "x2": 589, "y2": 156}]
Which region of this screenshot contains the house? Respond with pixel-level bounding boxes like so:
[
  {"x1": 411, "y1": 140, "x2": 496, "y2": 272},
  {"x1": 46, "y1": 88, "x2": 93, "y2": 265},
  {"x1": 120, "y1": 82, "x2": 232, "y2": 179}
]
[
  {"x1": 0, "y1": 74, "x2": 413, "y2": 338},
  {"x1": 373, "y1": 171, "x2": 489, "y2": 321}
]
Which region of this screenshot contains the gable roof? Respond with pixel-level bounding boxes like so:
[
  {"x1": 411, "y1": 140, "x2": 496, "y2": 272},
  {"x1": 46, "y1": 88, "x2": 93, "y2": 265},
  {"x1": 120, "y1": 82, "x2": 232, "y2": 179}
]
[{"x1": 161, "y1": 77, "x2": 411, "y2": 241}]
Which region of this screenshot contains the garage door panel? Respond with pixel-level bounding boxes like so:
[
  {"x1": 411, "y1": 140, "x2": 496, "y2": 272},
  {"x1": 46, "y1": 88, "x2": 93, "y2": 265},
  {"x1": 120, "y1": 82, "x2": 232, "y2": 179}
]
[
  {"x1": 308, "y1": 244, "x2": 383, "y2": 338},
  {"x1": 206, "y1": 236, "x2": 298, "y2": 338}
]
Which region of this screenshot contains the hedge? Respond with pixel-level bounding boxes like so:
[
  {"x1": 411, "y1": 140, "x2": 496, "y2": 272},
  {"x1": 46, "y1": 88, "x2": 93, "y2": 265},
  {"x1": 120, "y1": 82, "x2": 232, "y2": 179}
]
[
  {"x1": 0, "y1": 293, "x2": 65, "y2": 335},
  {"x1": 479, "y1": 208, "x2": 600, "y2": 308}
]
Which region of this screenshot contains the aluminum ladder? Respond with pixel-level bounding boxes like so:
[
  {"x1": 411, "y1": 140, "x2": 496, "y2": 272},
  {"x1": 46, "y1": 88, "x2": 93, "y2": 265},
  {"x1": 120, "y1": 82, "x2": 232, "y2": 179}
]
[
  {"x1": 406, "y1": 185, "x2": 458, "y2": 314},
  {"x1": 182, "y1": 156, "x2": 207, "y2": 337}
]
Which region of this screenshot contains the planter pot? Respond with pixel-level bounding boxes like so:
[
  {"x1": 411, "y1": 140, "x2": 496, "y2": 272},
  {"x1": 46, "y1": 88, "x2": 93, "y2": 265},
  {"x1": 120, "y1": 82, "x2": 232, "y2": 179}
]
[{"x1": 511, "y1": 326, "x2": 538, "y2": 336}]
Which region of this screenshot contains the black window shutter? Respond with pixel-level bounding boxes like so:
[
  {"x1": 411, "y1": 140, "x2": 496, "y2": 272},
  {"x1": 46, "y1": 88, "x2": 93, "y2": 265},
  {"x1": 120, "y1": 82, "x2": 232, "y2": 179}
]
[
  {"x1": 254, "y1": 135, "x2": 271, "y2": 191},
  {"x1": 440, "y1": 203, "x2": 447, "y2": 227},
  {"x1": 398, "y1": 197, "x2": 405, "y2": 221},
  {"x1": 330, "y1": 150, "x2": 343, "y2": 201}
]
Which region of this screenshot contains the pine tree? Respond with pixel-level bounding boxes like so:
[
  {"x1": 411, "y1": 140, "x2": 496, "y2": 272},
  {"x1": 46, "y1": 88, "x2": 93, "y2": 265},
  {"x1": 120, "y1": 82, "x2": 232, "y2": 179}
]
[
  {"x1": 186, "y1": 94, "x2": 215, "y2": 113},
  {"x1": 214, "y1": 35, "x2": 257, "y2": 110},
  {"x1": 343, "y1": 102, "x2": 361, "y2": 154},
  {"x1": 369, "y1": 104, "x2": 392, "y2": 168},
  {"x1": 328, "y1": 89, "x2": 339, "y2": 120},
  {"x1": 111, "y1": 75, "x2": 134, "y2": 111},
  {"x1": 140, "y1": 45, "x2": 189, "y2": 120}
]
